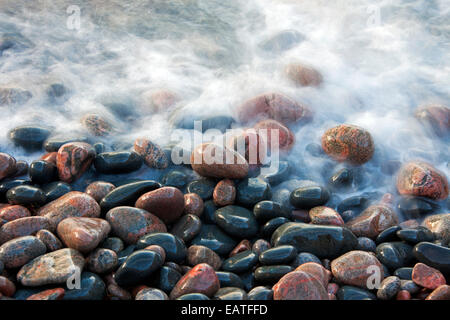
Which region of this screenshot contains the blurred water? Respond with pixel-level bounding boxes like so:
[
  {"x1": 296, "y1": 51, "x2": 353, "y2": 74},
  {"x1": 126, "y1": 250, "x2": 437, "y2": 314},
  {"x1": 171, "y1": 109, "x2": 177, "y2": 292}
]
[{"x1": 0, "y1": 0, "x2": 448, "y2": 204}]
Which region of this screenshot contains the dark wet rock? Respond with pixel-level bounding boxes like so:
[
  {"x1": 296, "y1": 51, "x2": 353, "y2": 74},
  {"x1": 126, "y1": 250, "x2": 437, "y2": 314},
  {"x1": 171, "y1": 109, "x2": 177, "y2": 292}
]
[
  {"x1": 377, "y1": 276, "x2": 401, "y2": 300},
  {"x1": 152, "y1": 265, "x2": 182, "y2": 293},
  {"x1": 100, "y1": 237, "x2": 124, "y2": 253},
  {"x1": 253, "y1": 200, "x2": 291, "y2": 223},
  {"x1": 241, "y1": 271, "x2": 256, "y2": 292},
  {"x1": 376, "y1": 242, "x2": 414, "y2": 270},
  {"x1": 0, "y1": 179, "x2": 31, "y2": 201},
  {"x1": 134, "y1": 138, "x2": 168, "y2": 169},
  {"x1": 36, "y1": 229, "x2": 62, "y2": 252},
  {"x1": 213, "y1": 287, "x2": 247, "y2": 300},
  {"x1": 162, "y1": 170, "x2": 189, "y2": 189},
  {"x1": 186, "y1": 178, "x2": 216, "y2": 200},
  {"x1": 170, "y1": 263, "x2": 220, "y2": 299},
  {"x1": 117, "y1": 244, "x2": 135, "y2": 266},
  {"x1": 201, "y1": 200, "x2": 217, "y2": 224},
  {"x1": 397, "y1": 196, "x2": 438, "y2": 218},
  {"x1": 222, "y1": 250, "x2": 258, "y2": 274},
  {"x1": 41, "y1": 181, "x2": 72, "y2": 202},
  {"x1": 81, "y1": 114, "x2": 112, "y2": 136},
  {"x1": 397, "y1": 227, "x2": 434, "y2": 244},
  {"x1": 262, "y1": 217, "x2": 290, "y2": 238},
  {"x1": 399, "y1": 280, "x2": 421, "y2": 294},
  {"x1": 170, "y1": 214, "x2": 202, "y2": 243},
  {"x1": 216, "y1": 271, "x2": 245, "y2": 289},
  {"x1": 187, "y1": 245, "x2": 222, "y2": 270},
  {"x1": 106, "y1": 206, "x2": 166, "y2": 245},
  {"x1": 393, "y1": 267, "x2": 413, "y2": 280},
  {"x1": 290, "y1": 252, "x2": 322, "y2": 268},
  {"x1": 337, "y1": 195, "x2": 370, "y2": 215},
  {"x1": 6, "y1": 185, "x2": 46, "y2": 207},
  {"x1": 11, "y1": 160, "x2": 29, "y2": 178},
  {"x1": 184, "y1": 193, "x2": 204, "y2": 217},
  {"x1": 135, "y1": 187, "x2": 185, "y2": 224},
  {"x1": 94, "y1": 151, "x2": 142, "y2": 174},
  {"x1": 87, "y1": 248, "x2": 117, "y2": 274},
  {"x1": 254, "y1": 265, "x2": 293, "y2": 283},
  {"x1": 176, "y1": 293, "x2": 210, "y2": 300},
  {"x1": 114, "y1": 249, "x2": 163, "y2": 287},
  {"x1": 252, "y1": 239, "x2": 272, "y2": 256},
  {"x1": 56, "y1": 142, "x2": 96, "y2": 183},
  {"x1": 29, "y1": 160, "x2": 57, "y2": 185},
  {"x1": 271, "y1": 222, "x2": 358, "y2": 258},
  {"x1": 376, "y1": 226, "x2": 401, "y2": 244},
  {"x1": 258, "y1": 30, "x2": 304, "y2": 53},
  {"x1": 100, "y1": 180, "x2": 161, "y2": 212},
  {"x1": 336, "y1": 285, "x2": 376, "y2": 300},
  {"x1": 290, "y1": 186, "x2": 330, "y2": 209},
  {"x1": 17, "y1": 248, "x2": 85, "y2": 286},
  {"x1": 356, "y1": 237, "x2": 377, "y2": 252},
  {"x1": 260, "y1": 161, "x2": 290, "y2": 186},
  {"x1": 44, "y1": 136, "x2": 89, "y2": 152},
  {"x1": 191, "y1": 224, "x2": 236, "y2": 256},
  {"x1": 93, "y1": 142, "x2": 106, "y2": 154},
  {"x1": 8, "y1": 126, "x2": 51, "y2": 151},
  {"x1": 214, "y1": 205, "x2": 258, "y2": 238},
  {"x1": 135, "y1": 287, "x2": 168, "y2": 300},
  {"x1": 413, "y1": 242, "x2": 450, "y2": 274},
  {"x1": 273, "y1": 270, "x2": 329, "y2": 300},
  {"x1": 0, "y1": 235, "x2": 46, "y2": 268},
  {"x1": 0, "y1": 216, "x2": 52, "y2": 244},
  {"x1": 259, "y1": 245, "x2": 297, "y2": 265},
  {"x1": 248, "y1": 286, "x2": 273, "y2": 300},
  {"x1": 328, "y1": 168, "x2": 353, "y2": 190},
  {"x1": 136, "y1": 233, "x2": 186, "y2": 263}
]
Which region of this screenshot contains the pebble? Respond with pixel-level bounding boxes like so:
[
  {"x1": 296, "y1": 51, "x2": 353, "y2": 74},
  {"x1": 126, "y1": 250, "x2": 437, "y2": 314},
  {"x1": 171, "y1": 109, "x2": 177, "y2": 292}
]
[
  {"x1": 213, "y1": 287, "x2": 247, "y2": 300},
  {"x1": 106, "y1": 206, "x2": 166, "y2": 244},
  {"x1": 213, "y1": 179, "x2": 236, "y2": 206},
  {"x1": 135, "y1": 287, "x2": 168, "y2": 300},
  {"x1": 0, "y1": 235, "x2": 46, "y2": 268},
  {"x1": 397, "y1": 227, "x2": 434, "y2": 244},
  {"x1": 136, "y1": 232, "x2": 186, "y2": 263},
  {"x1": 252, "y1": 239, "x2": 272, "y2": 256},
  {"x1": 8, "y1": 126, "x2": 51, "y2": 151},
  {"x1": 290, "y1": 186, "x2": 330, "y2": 209},
  {"x1": 0, "y1": 205, "x2": 30, "y2": 227},
  {"x1": 169, "y1": 263, "x2": 220, "y2": 299},
  {"x1": 261, "y1": 161, "x2": 291, "y2": 186},
  {"x1": 254, "y1": 265, "x2": 293, "y2": 283},
  {"x1": 413, "y1": 242, "x2": 450, "y2": 274},
  {"x1": 191, "y1": 224, "x2": 236, "y2": 255},
  {"x1": 162, "y1": 170, "x2": 188, "y2": 189},
  {"x1": 100, "y1": 237, "x2": 124, "y2": 253},
  {"x1": 170, "y1": 214, "x2": 202, "y2": 242},
  {"x1": 253, "y1": 119, "x2": 295, "y2": 151},
  {"x1": 271, "y1": 222, "x2": 358, "y2": 258},
  {"x1": 44, "y1": 136, "x2": 89, "y2": 152},
  {"x1": 27, "y1": 288, "x2": 65, "y2": 300},
  {"x1": 184, "y1": 193, "x2": 204, "y2": 216},
  {"x1": 99, "y1": 180, "x2": 161, "y2": 212},
  {"x1": 11, "y1": 160, "x2": 29, "y2": 178},
  {"x1": 56, "y1": 142, "x2": 96, "y2": 183},
  {"x1": 397, "y1": 196, "x2": 437, "y2": 218},
  {"x1": 336, "y1": 285, "x2": 376, "y2": 300},
  {"x1": 94, "y1": 151, "x2": 142, "y2": 174},
  {"x1": 29, "y1": 160, "x2": 57, "y2": 185},
  {"x1": 394, "y1": 267, "x2": 413, "y2": 280},
  {"x1": 248, "y1": 286, "x2": 273, "y2": 300},
  {"x1": 356, "y1": 237, "x2": 377, "y2": 252},
  {"x1": 396, "y1": 161, "x2": 449, "y2": 200},
  {"x1": 285, "y1": 63, "x2": 322, "y2": 87},
  {"x1": 253, "y1": 201, "x2": 291, "y2": 223},
  {"x1": 328, "y1": 168, "x2": 353, "y2": 190},
  {"x1": 41, "y1": 181, "x2": 72, "y2": 202},
  {"x1": 36, "y1": 229, "x2": 62, "y2": 252},
  {"x1": 396, "y1": 290, "x2": 411, "y2": 300},
  {"x1": 376, "y1": 226, "x2": 401, "y2": 244},
  {"x1": 37, "y1": 191, "x2": 100, "y2": 229},
  {"x1": 107, "y1": 284, "x2": 131, "y2": 300},
  {"x1": 230, "y1": 239, "x2": 252, "y2": 257},
  {"x1": 153, "y1": 265, "x2": 182, "y2": 293},
  {"x1": 216, "y1": 271, "x2": 245, "y2": 289},
  {"x1": 337, "y1": 195, "x2": 370, "y2": 215},
  {"x1": 412, "y1": 262, "x2": 446, "y2": 289},
  {"x1": 117, "y1": 244, "x2": 135, "y2": 265},
  {"x1": 262, "y1": 217, "x2": 290, "y2": 238},
  {"x1": 190, "y1": 143, "x2": 249, "y2": 179},
  {"x1": 81, "y1": 114, "x2": 112, "y2": 136},
  {"x1": 186, "y1": 178, "x2": 216, "y2": 200},
  {"x1": 259, "y1": 245, "x2": 297, "y2": 265},
  {"x1": 290, "y1": 252, "x2": 322, "y2": 268},
  {"x1": 423, "y1": 213, "x2": 450, "y2": 245},
  {"x1": 321, "y1": 124, "x2": 374, "y2": 165},
  {"x1": 346, "y1": 203, "x2": 399, "y2": 238},
  {"x1": 236, "y1": 92, "x2": 311, "y2": 125},
  {"x1": 17, "y1": 248, "x2": 85, "y2": 286},
  {"x1": 133, "y1": 138, "x2": 168, "y2": 169},
  {"x1": 176, "y1": 293, "x2": 210, "y2": 300},
  {"x1": 187, "y1": 245, "x2": 222, "y2": 270},
  {"x1": 135, "y1": 186, "x2": 185, "y2": 224},
  {"x1": 331, "y1": 250, "x2": 384, "y2": 287},
  {"x1": 0, "y1": 180, "x2": 31, "y2": 201},
  {"x1": 0, "y1": 153, "x2": 17, "y2": 181},
  {"x1": 214, "y1": 205, "x2": 259, "y2": 238},
  {"x1": 273, "y1": 270, "x2": 329, "y2": 300},
  {"x1": 376, "y1": 242, "x2": 414, "y2": 270},
  {"x1": 114, "y1": 249, "x2": 164, "y2": 287},
  {"x1": 425, "y1": 285, "x2": 450, "y2": 300},
  {"x1": 295, "y1": 262, "x2": 332, "y2": 288},
  {"x1": 309, "y1": 206, "x2": 344, "y2": 226},
  {"x1": 377, "y1": 276, "x2": 401, "y2": 300},
  {"x1": 222, "y1": 250, "x2": 258, "y2": 273},
  {"x1": 236, "y1": 178, "x2": 271, "y2": 207},
  {"x1": 85, "y1": 181, "x2": 115, "y2": 202},
  {"x1": 400, "y1": 280, "x2": 421, "y2": 294},
  {"x1": 87, "y1": 248, "x2": 118, "y2": 274},
  {"x1": 6, "y1": 185, "x2": 46, "y2": 207},
  {"x1": 0, "y1": 216, "x2": 52, "y2": 244}
]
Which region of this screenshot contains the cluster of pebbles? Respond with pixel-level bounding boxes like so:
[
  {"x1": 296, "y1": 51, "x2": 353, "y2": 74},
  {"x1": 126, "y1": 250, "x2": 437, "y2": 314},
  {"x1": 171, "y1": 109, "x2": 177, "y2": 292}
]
[{"x1": 0, "y1": 65, "x2": 449, "y2": 300}]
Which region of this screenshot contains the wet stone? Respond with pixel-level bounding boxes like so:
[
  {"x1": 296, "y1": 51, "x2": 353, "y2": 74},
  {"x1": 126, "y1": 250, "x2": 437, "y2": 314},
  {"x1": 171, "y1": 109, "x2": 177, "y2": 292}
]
[
  {"x1": 153, "y1": 265, "x2": 182, "y2": 293},
  {"x1": 290, "y1": 252, "x2": 322, "y2": 268},
  {"x1": 117, "y1": 244, "x2": 136, "y2": 266},
  {"x1": 230, "y1": 239, "x2": 252, "y2": 257},
  {"x1": 423, "y1": 213, "x2": 450, "y2": 245},
  {"x1": 261, "y1": 161, "x2": 290, "y2": 186},
  {"x1": 17, "y1": 248, "x2": 85, "y2": 286},
  {"x1": 44, "y1": 137, "x2": 89, "y2": 152},
  {"x1": 213, "y1": 179, "x2": 236, "y2": 207},
  {"x1": 309, "y1": 206, "x2": 344, "y2": 227},
  {"x1": 295, "y1": 262, "x2": 332, "y2": 288},
  {"x1": 170, "y1": 214, "x2": 202, "y2": 242},
  {"x1": 328, "y1": 168, "x2": 353, "y2": 190},
  {"x1": 290, "y1": 186, "x2": 330, "y2": 209},
  {"x1": 169, "y1": 263, "x2": 220, "y2": 299},
  {"x1": 0, "y1": 179, "x2": 31, "y2": 201},
  {"x1": 273, "y1": 270, "x2": 329, "y2": 300},
  {"x1": 136, "y1": 232, "x2": 186, "y2": 263},
  {"x1": 41, "y1": 182, "x2": 72, "y2": 202},
  {"x1": 8, "y1": 126, "x2": 51, "y2": 151},
  {"x1": 0, "y1": 275, "x2": 16, "y2": 297},
  {"x1": 100, "y1": 237, "x2": 124, "y2": 253},
  {"x1": 176, "y1": 293, "x2": 210, "y2": 300},
  {"x1": 114, "y1": 249, "x2": 164, "y2": 287},
  {"x1": 36, "y1": 229, "x2": 62, "y2": 252},
  {"x1": 0, "y1": 216, "x2": 52, "y2": 244},
  {"x1": 216, "y1": 271, "x2": 245, "y2": 289},
  {"x1": 396, "y1": 290, "x2": 411, "y2": 300},
  {"x1": 0, "y1": 205, "x2": 30, "y2": 227},
  {"x1": 376, "y1": 242, "x2": 414, "y2": 271},
  {"x1": 214, "y1": 205, "x2": 259, "y2": 238},
  {"x1": 248, "y1": 286, "x2": 273, "y2": 300},
  {"x1": 27, "y1": 288, "x2": 65, "y2": 300},
  {"x1": 222, "y1": 250, "x2": 258, "y2": 274},
  {"x1": 253, "y1": 200, "x2": 291, "y2": 222},
  {"x1": 397, "y1": 196, "x2": 438, "y2": 218},
  {"x1": 0, "y1": 235, "x2": 46, "y2": 268},
  {"x1": 186, "y1": 178, "x2": 216, "y2": 200},
  {"x1": 356, "y1": 237, "x2": 377, "y2": 252},
  {"x1": 6, "y1": 185, "x2": 46, "y2": 207},
  {"x1": 394, "y1": 267, "x2": 413, "y2": 280},
  {"x1": 12, "y1": 160, "x2": 29, "y2": 178},
  {"x1": 413, "y1": 242, "x2": 450, "y2": 275},
  {"x1": 336, "y1": 285, "x2": 376, "y2": 300},
  {"x1": 187, "y1": 245, "x2": 222, "y2": 270},
  {"x1": 106, "y1": 206, "x2": 166, "y2": 245},
  {"x1": 337, "y1": 195, "x2": 370, "y2": 215},
  {"x1": 56, "y1": 142, "x2": 96, "y2": 183},
  {"x1": 262, "y1": 217, "x2": 290, "y2": 238},
  {"x1": 259, "y1": 245, "x2": 297, "y2": 265},
  {"x1": 201, "y1": 200, "x2": 218, "y2": 224},
  {"x1": 87, "y1": 248, "x2": 117, "y2": 274},
  {"x1": 191, "y1": 224, "x2": 236, "y2": 256},
  {"x1": 412, "y1": 262, "x2": 446, "y2": 289},
  {"x1": 85, "y1": 181, "x2": 115, "y2": 203},
  {"x1": 397, "y1": 227, "x2": 434, "y2": 244},
  {"x1": 184, "y1": 193, "x2": 204, "y2": 217},
  {"x1": 236, "y1": 178, "x2": 271, "y2": 207},
  {"x1": 252, "y1": 239, "x2": 272, "y2": 256},
  {"x1": 134, "y1": 138, "x2": 168, "y2": 169},
  {"x1": 254, "y1": 265, "x2": 293, "y2": 283},
  {"x1": 377, "y1": 276, "x2": 401, "y2": 300},
  {"x1": 376, "y1": 226, "x2": 402, "y2": 244},
  {"x1": 135, "y1": 287, "x2": 168, "y2": 300},
  {"x1": 94, "y1": 151, "x2": 142, "y2": 174},
  {"x1": 81, "y1": 114, "x2": 112, "y2": 136},
  {"x1": 162, "y1": 170, "x2": 189, "y2": 189},
  {"x1": 29, "y1": 160, "x2": 57, "y2": 185},
  {"x1": 346, "y1": 204, "x2": 399, "y2": 238},
  {"x1": 135, "y1": 186, "x2": 185, "y2": 224},
  {"x1": 213, "y1": 287, "x2": 247, "y2": 300},
  {"x1": 400, "y1": 280, "x2": 421, "y2": 294},
  {"x1": 426, "y1": 285, "x2": 450, "y2": 300}
]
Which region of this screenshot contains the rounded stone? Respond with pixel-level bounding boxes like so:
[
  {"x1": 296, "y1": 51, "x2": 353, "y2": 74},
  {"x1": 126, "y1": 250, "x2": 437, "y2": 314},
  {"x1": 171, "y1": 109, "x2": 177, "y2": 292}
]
[
  {"x1": 213, "y1": 287, "x2": 247, "y2": 300},
  {"x1": 176, "y1": 293, "x2": 210, "y2": 300},
  {"x1": 6, "y1": 185, "x2": 46, "y2": 207},
  {"x1": 0, "y1": 276, "x2": 16, "y2": 297},
  {"x1": 214, "y1": 205, "x2": 259, "y2": 238},
  {"x1": 87, "y1": 248, "x2": 117, "y2": 274},
  {"x1": 336, "y1": 285, "x2": 376, "y2": 300},
  {"x1": 136, "y1": 232, "x2": 186, "y2": 263},
  {"x1": 253, "y1": 119, "x2": 295, "y2": 151},
  {"x1": 295, "y1": 262, "x2": 332, "y2": 288},
  {"x1": 377, "y1": 276, "x2": 401, "y2": 300},
  {"x1": 273, "y1": 270, "x2": 329, "y2": 300},
  {"x1": 356, "y1": 237, "x2": 377, "y2": 252},
  {"x1": 191, "y1": 224, "x2": 237, "y2": 256},
  {"x1": 8, "y1": 126, "x2": 51, "y2": 151},
  {"x1": 426, "y1": 285, "x2": 450, "y2": 300},
  {"x1": 309, "y1": 206, "x2": 344, "y2": 226},
  {"x1": 414, "y1": 104, "x2": 450, "y2": 137},
  {"x1": 85, "y1": 181, "x2": 115, "y2": 203},
  {"x1": 29, "y1": 160, "x2": 57, "y2": 185},
  {"x1": 236, "y1": 178, "x2": 271, "y2": 207},
  {"x1": 94, "y1": 151, "x2": 143, "y2": 174},
  {"x1": 397, "y1": 227, "x2": 434, "y2": 244},
  {"x1": 376, "y1": 226, "x2": 402, "y2": 244},
  {"x1": 290, "y1": 252, "x2": 322, "y2": 268},
  {"x1": 0, "y1": 216, "x2": 52, "y2": 244},
  {"x1": 170, "y1": 214, "x2": 202, "y2": 242},
  {"x1": 135, "y1": 287, "x2": 168, "y2": 300},
  {"x1": 0, "y1": 153, "x2": 17, "y2": 181},
  {"x1": 285, "y1": 63, "x2": 322, "y2": 87},
  {"x1": 187, "y1": 245, "x2": 222, "y2": 270},
  {"x1": 133, "y1": 138, "x2": 168, "y2": 169},
  {"x1": 170, "y1": 263, "x2": 219, "y2": 299},
  {"x1": 393, "y1": 267, "x2": 413, "y2": 280},
  {"x1": 81, "y1": 114, "x2": 112, "y2": 136},
  {"x1": 254, "y1": 265, "x2": 293, "y2": 283},
  {"x1": 213, "y1": 179, "x2": 236, "y2": 206},
  {"x1": 262, "y1": 217, "x2": 290, "y2": 238},
  {"x1": 56, "y1": 142, "x2": 96, "y2": 183},
  {"x1": 100, "y1": 237, "x2": 124, "y2": 253},
  {"x1": 346, "y1": 204, "x2": 399, "y2": 238},
  {"x1": 162, "y1": 170, "x2": 189, "y2": 189},
  {"x1": 259, "y1": 245, "x2": 297, "y2": 265},
  {"x1": 230, "y1": 239, "x2": 252, "y2": 257},
  {"x1": 376, "y1": 242, "x2": 414, "y2": 270},
  {"x1": 321, "y1": 124, "x2": 374, "y2": 165},
  {"x1": 135, "y1": 187, "x2": 185, "y2": 224},
  {"x1": 290, "y1": 186, "x2": 330, "y2": 209},
  {"x1": 153, "y1": 265, "x2": 182, "y2": 293},
  {"x1": 27, "y1": 288, "x2": 65, "y2": 300},
  {"x1": 186, "y1": 178, "x2": 216, "y2": 200},
  {"x1": 61, "y1": 271, "x2": 105, "y2": 300},
  {"x1": 36, "y1": 229, "x2": 62, "y2": 252},
  {"x1": 184, "y1": 193, "x2": 204, "y2": 216},
  {"x1": 423, "y1": 213, "x2": 450, "y2": 245},
  {"x1": 222, "y1": 250, "x2": 258, "y2": 274},
  {"x1": 248, "y1": 286, "x2": 273, "y2": 300},
  {"x1": 412, "y1": 262, "x2": 446, "y2": 289},
  {"x1": 253, "y1": 200, "x2": 291, "y2": 223},
  {"x1": 216, "y1": 271, "x2": 245, "y2": 289},
  {"x1": 0, "y1": 235, "x2": 46, "y2": 268},
  {"x1": 41, "y1": 181, "x2": 72, "y2": 202},
  {"x1": 0, "y1": 205, "x2": 30, "y2": 227},
  {"x1": 252, "y1": 239, "x2": 272, "y2": 256}
]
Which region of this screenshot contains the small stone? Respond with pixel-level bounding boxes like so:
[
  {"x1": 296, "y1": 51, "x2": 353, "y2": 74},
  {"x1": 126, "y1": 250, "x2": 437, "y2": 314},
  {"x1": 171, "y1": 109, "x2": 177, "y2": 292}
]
[
  {"x1": 230, "y1": 239, "x2": 252, "y2": 257},
  {"x1": 309, "y1": 206, "x2": 344, "y2": 226},
  {"x1": 259, "y1": 245, "x2": 297, "y2": 265},
  {"x1": 236, "y1": 178, "x2": 271, "y2": 207},
  {"x1": 176, "y1": 293, "x2": 210, "y2": 300},
  {"x1": 81, "y1": 114, "x2": 112, "y2": 136},
  {"x1": 413, "y1": 242, "x2": 450, "y2": 273},
  {"x1": 346, "y1": 203, "x2": 399, "y2": 238},
  {"x1": 412, "y1": 262, "x2": 446, "y2": 290},
  {"x1": 56, "y1": 142, "x2": 96, "y2": 183},
  {"x1": 423, "y1": 213, "x2": 450, "y2": 245},
  {"x1": 213, "y1": 179, "x2": 236, "y2": 206},
  {"x1": 184, "y1": 193, "x2": 204, "y2": 216},
  {"x1": 94, "y1": 151, "x2": 143, "y2": 174},
  {"x1": 321, "y1": 124, "x2": 374, "y2": 165},
  {"x1": 295, "y1": 262, "x2": 332, "y2": 288},
  {"x1": 0, "y1": 235, "x2": 46, "y2": 268},
  {"x1": 136, "y1": 233, "x2": 186, "y2": 263},
  {"x1": 400, "y1": 280, "x2": 421, "y2": 294},
  {"x1": 397, "y1": 196, "x2": 438, "y2": 218},
  {"x1": 17, "y1": 248, "x2": 85, "y2": 286},
  {"x1": 336, "y1": 285, "x2": 376, "y2": 300},
  {"x1": 376, "y1": 242, "x2": 414, "y2": 270},
  {"x1": 248, "y1": 286, "x2": 273, "y2": 300},
  {"x1": 393, "y1": 267, "x2": 413, "y2": 280},
  {"x1": 170, "y1": 214, "x2": 202, "y2": 242},
  {"x1": 100, "y1": 237, "x2": 124, "y2": 254},
  {"x1": 36, "y1": 229, "x2": 62, "y2": 252},
  {"x1": 85, "y1": 181, "x2": 115, "y2": 203},
  {"x1": 216, "y1": 271, "x2": 245, "y2": 289},
  {"x1": 162, "y1": 170, "x2": 189, "y2": 189},
  {"x1": 397, "y1": 227, "x2": 434, "y2": 244},
  {"x1": 41, "y1": 182, "x2": 72, "y2": 202},
  {"x1": 135, "y1": 187, "x2": 185, "y2": 224},
  {"x1": 376, "y1": 226, "x2": 401, "y2": 244},
  {"x1": 213, "y1": 287, "x2": 247, "y2": 300},
  {"x1": 114, "y1": 250, "x2": 164, "y2": 287},
  {"x1": 107, "y1": 284, "x2": 131, "y2": 300},
  {"x1": 6, "y1": 185, "x2": 46, "y2": 207},
  {"x1": 285, "y1": 63, "x2": 322, "y2": 87},
  {"x1": 87, "y1": 248, "x2": 118, "y2": 274},
  {"x1": 169, "y1": 263, "x2": 220, "y2": 299},
  {"x1": 0, "y1": 216, "x2": 52, "y2": 244},
  {"x1": 187, "y1": 245, "x2": 222, "y2": 270},
  {"x1": 425, "y1": 285, "x2": 450, "y2": 300},
  {"x1": 252, "y1": 239, "x2": 272, "y2": 256},
  {"x1": 0, "y1": 153, "x2": 17, "y2": 181},
  {"x1": 29, "y1": 160, "x2": 57, "y2": 185},
  {"x1": 8, "y1": 126, "x2": 51, "y2": 151},
  {"x1": 57, "y1": 217, "x2": 110, "y2": 253},
  {"x1": 290, "y1": 252, "x2": 322, "y2": 268},
  {"x1": 273, "y1": 270, "x2": 329, "y2": 300},
  {"x1": 222, "y1": 250, "x2": 258, "y2": 274},
  {"x1": 0, "y1": 205, "x2": 30, "y2": 227},
  {"x1": 377, "y1": 276, "x2": 401, "y2": 300},
  {"x1": 356, "y1": 237, "x2": 377, "y2": 252},
  {"x1": 290, "y1": 186, "x2": 330, "y2": 209},
  {"x1": 135, "y1": 287, "x2": 168, "y2": 300},
  {"x1": 186, "y1": 178, "x2": 216, "y2": 200},
  {"x1": 0, "y1": 276, "x2": 16, "y2": 297},
  {"x1": 214, "y1": 205, "x2": 259, "y2": 238},
  {"x1": 133, "y1": 138, "x2": 168, "y2": 169},
  {"x1": 253, "y1": 201, "x2": 291, "y2": 223},
  {"x1": 27, "y1": 288, "x2": 65, "y2": 300}
]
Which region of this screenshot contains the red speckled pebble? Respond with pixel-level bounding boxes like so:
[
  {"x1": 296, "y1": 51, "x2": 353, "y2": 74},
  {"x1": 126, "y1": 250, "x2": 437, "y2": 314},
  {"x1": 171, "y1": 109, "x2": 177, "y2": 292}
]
[
  {"x1": 0, "y1": 235, "x2": 46, "y2": 268},
  {"x1": 396, "y1": 290, "x2": 411, "y2": 300},
  {"x1": 0, "y1": 153, "x2": 17, "y2": 181},
  {"x1": 327, "y1": 283, "x2": 339, "y2": 295},
  {"x1": 412, "y1": 263, "x2": 446, "y2": 290},
  {"x1": 346, "y1": 203, "x2": 399, "y2": 238},
  {"x1": 56, "y1": 142, "x2": 96, "y2": 183},
  {"x1": 0, "y1": 275, "x2": 16, "y2": 297},
  {"x1": 253, "y1": 119, "x2": 295, "y2": 151},
  {"x1": 135, "y1": 187, "x2": 185, "y2": 224},
  {"x1": 229, "y1": 239, "x2": 252, "y2": 257},
  {"x1": 85, "y1": 181, "x2": 115, "y2": 203},
  {"x1": 40, "y1": 152, "x2": 57, "y2": 165},
  {"x1": 273, "y1": 270, "x2": 329, "y2": 300},
  {"x1": 309, "y1": 206, "x2": 344, "y2": 227},
  {"x1": 187, "y1": 245, "x2": 222, "y2": 270},
  {"x1": 184, "y1": 193, "x2": 204, "y2": 216},
  {"x1": 295, "y1": 262, "x2": 332, "y2": 288},
  {"x1": 36, "y1": 229, "x2": 63, "y2": 252},
  {"x1": 27, "y1": 288, "x2": 65, "y2": 300},
  {"x1": 0, "y1": 205, "x2": 30, "y2": 227},
  {"x1": 213, "y1": 179, "x2": 236, "y2": 207},
  {"x1": 425, "y1": 285, "x2": 450, "y2": 300},
  {"x1": 169, "y1": 263, "x2": 220, "y2": 299},
  {"x1": 396, "y1": 161, "x2": 448, "y2": 200},
  {"x1": 133, "y1": 138, "x2": 168, "y2": 169},
  {"x1": 0, "y1": 216, "x2": 52, "y2": 244}
]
